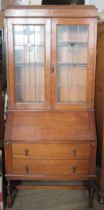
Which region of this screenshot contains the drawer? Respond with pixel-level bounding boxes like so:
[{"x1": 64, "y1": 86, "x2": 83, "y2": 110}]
[
  {"x1": 12, "y1": 143, "x2": 90, "y2": 159},
  {"x1": 12, "y1": 159, "x2": 89, "y2": 176}
]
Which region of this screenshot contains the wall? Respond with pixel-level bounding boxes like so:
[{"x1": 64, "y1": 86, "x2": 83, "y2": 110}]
[
  {"x1": 30, "y1": 0, "x2": 42, "y2": 4},
  {"x1": 85, "y1": 0, "x2": 104, "y2": 11},
  {"x1": 0, "y1": 0, "x2": 42, "y2": 8}
]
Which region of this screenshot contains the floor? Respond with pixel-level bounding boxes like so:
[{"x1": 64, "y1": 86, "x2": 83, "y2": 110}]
[{"x1": 5, "y1": 188, "x2": 104, "y2": 210}]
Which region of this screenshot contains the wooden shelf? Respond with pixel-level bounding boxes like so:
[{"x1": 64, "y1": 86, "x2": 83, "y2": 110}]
[
  {"x1": 15, "y1": 62, "x2": 44, "y2": 66},
  {"x1": 15, "y1": 44, "x2": 44, "y2": 47},
  {"x1": 57, "y1": 41, "x2": 88, "y2": 46},
  {"x1": 57, "y1": 63, "x2": 87, "y2": 67}
]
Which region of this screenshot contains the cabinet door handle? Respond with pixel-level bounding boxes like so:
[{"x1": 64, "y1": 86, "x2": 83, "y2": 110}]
[
  {"x1": 72, "y1": 166, "x2": 77, "y2": 174},
  {"x1": 25, "y1": 166, "x2": 29, "y2": 175},
  {"x1": 51, "y1": 64, "x2": 54, "y2": 73},
  {"x1": 24, "y1": 149, "x2": 29, "y2": 157}
]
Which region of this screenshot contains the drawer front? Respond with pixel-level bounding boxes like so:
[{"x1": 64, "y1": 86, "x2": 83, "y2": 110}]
[
  {"x1": 12, "y1": 143, "x2": 90, "y2": 159},
  {"x1": 12, "y1": 159, "x2": 89, "y2": 176}
]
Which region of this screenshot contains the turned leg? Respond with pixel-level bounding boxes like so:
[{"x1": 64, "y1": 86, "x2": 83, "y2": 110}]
[
  {"x1": 7, "y1": 181, "x2": 12, "y2": 208},
  {"x1": 6, "y1": 180, "x2": 17, "y2": 208},
  {"x1": 88, "y1": 180, "x2": 95, "y2": 208},
  {"x1": 98, "y1": 195, "x2": 104, "y2": 204},
  {"x1": 98, "y1": 190, "x2": 104, "y2": 204}
]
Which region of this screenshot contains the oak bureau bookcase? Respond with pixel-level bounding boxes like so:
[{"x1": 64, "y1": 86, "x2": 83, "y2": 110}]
[{"x1": 4, "y1": 5, "x2": 97, "y2": 208}]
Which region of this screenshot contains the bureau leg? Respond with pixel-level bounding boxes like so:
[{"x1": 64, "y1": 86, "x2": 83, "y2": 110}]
[
  {"x1": 7, "y1": 181, "x2": 12, "y2": 208},
  {"x1": 7, "y1": 181, "x2": 17, "y2": 208},
  {"x1": 88, "y1": 180, "x2": 95, "y2": 208},
  {"x1": 98, "y1": 190, "x2": 104, "y2": 204},
  {"x1": 98, "y1": 195, "x2": 104, "y2": 204}
]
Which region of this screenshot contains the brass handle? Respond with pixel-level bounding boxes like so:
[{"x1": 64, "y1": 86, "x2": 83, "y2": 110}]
[
  {"x1": 51, "y1": 64, "x2": 54, "y2": 73},
  {"x1": 24, "y1": 149, "x2": 29, "y2": 157},
  {"x1": 25, "y1": 166, "x2": 29, "y2": 175},
  {"x1": 72, "y1": 149, "x2": 77, "y2": 157},
  {"x1": 72, "y1": 166, "x2": 76, "y2": 174}
]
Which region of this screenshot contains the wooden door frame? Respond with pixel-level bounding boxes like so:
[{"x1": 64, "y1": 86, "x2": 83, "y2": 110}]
[
  {"x1": 6, "y1": 18, "x2": 51, "y2": 110},
  {"x1": 51, "y1": 18, "x2": 97, "y2": 110}
]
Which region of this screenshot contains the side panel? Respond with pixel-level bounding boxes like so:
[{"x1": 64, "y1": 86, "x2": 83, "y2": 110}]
[{"x1": 5, "y1": 143, "x2": 12, "y2": 175}]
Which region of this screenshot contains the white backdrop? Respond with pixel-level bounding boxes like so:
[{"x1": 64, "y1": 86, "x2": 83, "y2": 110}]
[
  {"x1": 85, "y1": 0, "x2": 104, "y2": 11},
  {"x1": 0, "y1": 0, "x2": 42, "y2": 9},
  {"x1": 0, "y1": 0, "x2": 104, "y2": 11}
]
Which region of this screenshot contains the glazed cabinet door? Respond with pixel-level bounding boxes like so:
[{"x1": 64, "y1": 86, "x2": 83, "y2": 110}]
[
  {"x1": 6, "y1": 18, "x2": 51, "y2": 110},
  {"x1": 52, "y1": 18, "x2": 97, "y2": 110}
]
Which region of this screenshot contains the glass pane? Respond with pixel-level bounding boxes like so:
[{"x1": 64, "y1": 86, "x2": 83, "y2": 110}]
[
  {"x1": 14, "y1": 25, "x2": 45, "y2": 103},
  {"x1": 57, "y1": 25, "x2": 89, "y2": 104}
]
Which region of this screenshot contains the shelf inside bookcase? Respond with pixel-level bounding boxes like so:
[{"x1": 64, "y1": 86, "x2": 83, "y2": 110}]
[
  {"x1": 14, "y1": 44, "x2": 45, "y2": 47},
  {"x1": 57, "y1": 41, "x2": 88, "y2": 46},
  {"x1": 57, "y1": 63, "x2": 87, "y2": 67},
  {"x1": 15, "y1": 62, "x2": 44, "y2": 66}
]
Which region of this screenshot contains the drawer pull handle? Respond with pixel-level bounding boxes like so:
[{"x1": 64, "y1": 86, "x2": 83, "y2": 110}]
[
  {"x1": 72, "y1": 166, "x2": 76, "y2": 174},
  {"x1": 51, "y1": 64, "x2": 54, "y2": 73},
  {"x1": 25, "y1": 166, "x2": 29, "y2": 174},
  {"x1": 72, "y1": 149, "x2": 77, "y2": 157},
  {"x1": 24, "y1": 149, "x2": 29, "y2": 157}
]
